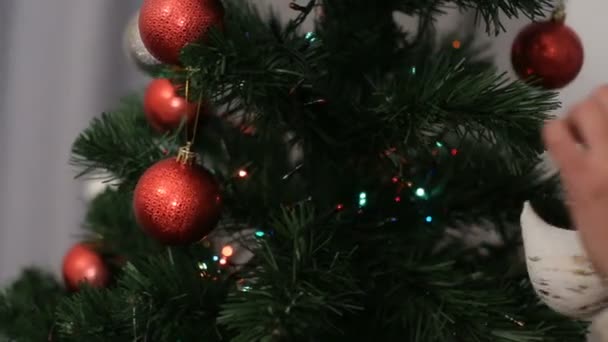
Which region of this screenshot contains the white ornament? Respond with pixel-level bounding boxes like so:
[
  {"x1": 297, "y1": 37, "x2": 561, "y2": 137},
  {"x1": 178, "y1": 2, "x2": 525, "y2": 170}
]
[
  {"x1": 81, "y1": 171, "x2": 119, "y2": 202},
  {"x1": 123, "y1": 10, "x2": 162, "y2": 72},
  {"x1": 521, "y1": 201, "x2": 608, "y2": 319}
]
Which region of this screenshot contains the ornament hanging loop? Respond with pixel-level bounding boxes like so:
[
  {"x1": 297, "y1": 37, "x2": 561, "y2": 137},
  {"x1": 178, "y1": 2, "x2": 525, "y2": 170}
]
[
  {"x1": 552, "y1": 0, "x2": 566, "y2": 22},
  {"x1": 183, "y1": 67, "x2": 205, "y2": 147}
]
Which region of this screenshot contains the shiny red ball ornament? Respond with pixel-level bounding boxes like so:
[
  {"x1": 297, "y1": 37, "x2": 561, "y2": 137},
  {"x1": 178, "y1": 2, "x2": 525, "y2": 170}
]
[
  {"x1": 133, "y1": 147, "x2": 222, "y2": 245},
  {"x1": 511, "y1": 19, "x2": 584, "y2": 89},
  {"x1": 62, "y1": 243, "x2": 110, "y2": 292},
  {"x1": 139, "y1": 0, "x2": 225, "y2": 65},
  {"x1": 143, "y1": 78, "x2": 204, "y2": 133}
]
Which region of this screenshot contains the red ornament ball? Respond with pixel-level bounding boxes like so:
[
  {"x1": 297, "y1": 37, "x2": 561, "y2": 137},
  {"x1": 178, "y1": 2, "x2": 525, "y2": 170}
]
[
  {"x1": 62, "y1": 243, "x2": 110, "y2": 292},
  {"x1": 139, "y1": 0, "x2": 225, "y2": 65},
  {"x1": 133, "y1": 155, "x2": 222, "y2": 245},
  {"x1": 511, "y1": 19, "x2": 584, "y2": 89},
  {"x1": 144, "y1": 78, "x2": 205, "y2": 133}
]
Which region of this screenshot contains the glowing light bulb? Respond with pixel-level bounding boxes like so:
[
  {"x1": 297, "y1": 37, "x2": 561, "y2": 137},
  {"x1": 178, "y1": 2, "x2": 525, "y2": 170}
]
[
  {"x1": 238, "y1": 170, "x2": 248, "y2": 178},
  {"x1": 410, "y1": 66, "x2": 417, "y2": 75},
  {"x1": 425, "y1": 216, "x2": 433, "y2": 223},
  {"x1": 451, "y1": 148, "x2": 459, "y2": 156},
  {"x1": 452, "y1": 40, "x2": 461, "y2": 49},
  {"x1": 212, "y1": 255, "x2": 219, "y2": 262},
  {"x1": 219, "y1": 258, "x2": 227, "y2": 265},
  {"x1": 336, "y1": 204, "x2": 344, "y2": 211},
  {"x1": 391, "y1": 177, "x2": 399, "y2": 184},
  {"x1": 394, "y1": 196, "x2": 402, "y2": 203},
  {"x1": 305, "y1": 32, "x2": 317, "y2": 42},
  {"x1": 435, "y1": 141, "x2": 443, "y2": 148},
  {"x1": 255, "y1": 231, "x2": 265, "y2": 238},
  {"x1": 358, "y1": 192, "x2": 367, "y2": 207},
  {"x1": 415, "y1": 188, "x2": 426, "y2": 197},
  {"x1": 221, "y1": 245, "x2": 234, "y2": 257}
]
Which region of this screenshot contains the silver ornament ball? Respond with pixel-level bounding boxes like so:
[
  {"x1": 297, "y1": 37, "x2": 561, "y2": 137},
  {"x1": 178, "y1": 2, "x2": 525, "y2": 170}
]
[{"x1": 123, "y1": 10, "x2": 162, "y2": 72}]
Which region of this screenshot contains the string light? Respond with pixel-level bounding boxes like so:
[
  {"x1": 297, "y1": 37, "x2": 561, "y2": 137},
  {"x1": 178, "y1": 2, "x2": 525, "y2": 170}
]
[
  {"x1": 389, "y1": 217, "x2": 398, "y2": 223},
  {"x1": 451, "y1": 148, "x2": 459, "y2": 156},
  {"x1": 394, "y1": 196, "x2": 402, "y2": 203},
  {"x1": 410, "y1": 66, "x2": 417, "y2": 75},
  {"x1": 305, "y1": 32, "x2": 317, "y2": 42},
  {"x1": 238, "y1": 170, "x2": 248, "y2": 178},
  {"x1": 221, "y1": 245, "x2": 234, "y2": 257},
  {"x1": 415, "y1": 188, "x2": 426, "y2": 197},
  {"x1": 212, "y1": 255, "x2": 219, "y2": 262},
  {"x1": 391, "y1": 177, "x2": 399, "y2": 183},
  {"x1": 425, "y1": 216, "x2": 433, "y2": 223},
  {"x1": 255, "y1": 231, "x2": 265, "y2": 238},
  {"x1": 197, "y1": 262, "x2": 208, "y2": 270},
  {"x1": 358, "y1": 192, "x2": 367, "y2": 207},
  {"x1": 452, "y1": 40, "x2": 461, "y2": 49},
  {"x1": 435, "y1": 141, "x2": 443, "y2": 148},
  {"x1": 336, "y1": 203, "x2": 345, "y2": 211},
  {"x1": 219, "y1": 258, "x2": 227, "y2": 266}
]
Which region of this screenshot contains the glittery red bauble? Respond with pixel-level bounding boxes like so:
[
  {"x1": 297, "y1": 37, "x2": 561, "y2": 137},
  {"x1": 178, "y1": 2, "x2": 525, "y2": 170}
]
[
  {"x1": 143, "y1": 78, "x2": 203, "y2": 133},
  {"x1": 62, "y1": 243, "x2": 110, "y2": 292},
  {"x1": 133, "y1": 157, "x2": 222, "y2": 245},
  {"x1": 139, "y1": 0, "x2": 225, "y2": 65},
  {"x1": 511, "y1": 19, "x2": 584, "y2": 89}
]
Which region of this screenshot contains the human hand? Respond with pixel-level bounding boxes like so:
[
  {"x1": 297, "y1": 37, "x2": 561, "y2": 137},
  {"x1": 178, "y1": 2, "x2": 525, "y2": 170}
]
[{"x1": 543, "y1": 86, "x2": 608, "y2": 277}]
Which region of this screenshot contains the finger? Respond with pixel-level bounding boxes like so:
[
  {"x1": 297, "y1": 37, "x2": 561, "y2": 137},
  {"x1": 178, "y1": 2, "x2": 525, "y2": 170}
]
[
  {"x1": 567, "y1": 101, "x2": 608, "y2": 154},
  {"x1": 591, "y1": 85, "x2": 608, "y2": 114},
  {"x1": 543, "y1": 119, "x2": 586, "y2": 179}
]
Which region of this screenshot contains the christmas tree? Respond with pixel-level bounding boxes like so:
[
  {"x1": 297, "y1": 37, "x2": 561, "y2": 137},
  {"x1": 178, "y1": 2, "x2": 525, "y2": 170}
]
[{"x1": 0, "y1": 0, "x2": 591, "y2": 340}]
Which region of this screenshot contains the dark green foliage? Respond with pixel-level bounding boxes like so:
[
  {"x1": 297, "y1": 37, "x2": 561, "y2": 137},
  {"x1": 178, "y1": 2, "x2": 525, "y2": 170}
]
[
  {"x1": 1, "y1": 0, "x2": 589, "y2": 341},
  {"x1": 219, "y1": 205, "x2": 361, "y2": 342},
  {"x1": 56, "y1": 247, "x2": 228, "y2": 341},
  {"x1": 71, "y1": 97, "x2": 175, "y2": 187},
  {"x1": 83, "y1": 188, "x2": 161, "y2": 258},
  {"x1": 0, "y1": 269, "x2": 64, "y2": 341}
]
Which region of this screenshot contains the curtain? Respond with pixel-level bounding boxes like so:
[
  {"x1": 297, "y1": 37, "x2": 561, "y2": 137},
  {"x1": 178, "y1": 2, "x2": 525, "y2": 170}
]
[{"x1": 0, "y1": 0, "x2": 144, "y2": 283}]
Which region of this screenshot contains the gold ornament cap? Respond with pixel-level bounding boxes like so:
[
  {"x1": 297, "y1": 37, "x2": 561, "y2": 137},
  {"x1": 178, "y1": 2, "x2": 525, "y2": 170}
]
[
  {"x1": 552, "y1": 3, "x2": 566, "y2": 22},
  {"x1": 176, "y1": 142, "x2": 197, "y2": 165}
]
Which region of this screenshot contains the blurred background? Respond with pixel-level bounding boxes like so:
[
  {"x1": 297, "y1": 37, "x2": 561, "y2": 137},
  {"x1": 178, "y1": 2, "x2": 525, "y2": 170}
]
[{"x1": 0, "y1": 0, "x2": 605, "y2": 284}]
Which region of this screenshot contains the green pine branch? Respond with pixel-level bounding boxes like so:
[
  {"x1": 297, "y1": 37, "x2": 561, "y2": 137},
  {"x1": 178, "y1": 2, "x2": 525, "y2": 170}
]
[
  {"x1": 218, "y1": 204, "x2": 362, "y2": 341},
  {"x1": 0, "y1": 269, "x2": 64, "y2": 342},
  {"x1": 70, "y1": 97, "x2": 177, "y2": 187}
]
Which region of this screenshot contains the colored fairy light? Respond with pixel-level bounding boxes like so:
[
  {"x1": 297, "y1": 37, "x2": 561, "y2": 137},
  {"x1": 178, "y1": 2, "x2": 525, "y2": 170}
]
[
  {"x1": 391, "y1": 177, "x2": 399, "y2": 184},
  {"x1": 197, "y1": 262, "x2": 208, "y2": 270},
  {"x1": 425, "y1": 216, "x2": 433, "y2": 223},
  {"x1": 435, "y1": 141, "x2": 443, "y2": 148},
  {"x1": 358, "y1": 192, "x2": 367, "y2": 207},
  {"x1": 336, "y1": 203, "x2": 345, "y2": 211},
  {"x1": 212, "y1": 255, "x2": 219, "y2": 262},
  {"x1": 221, "y1": 245, "x2": 234, "y2": 257},
  {"x1": 238, "y1": 170, "x2": 248, "y2": 178},
  {"x1": 452, "y1": 40, "x2": 461, "y2": 49},
  {"x1": 390, "y1": 217, "x2": 398, "y2": 222},
  {"x1": 410, "y1": 66, "x2": 417, "y2": 75},
  {"x1": 415, "y1": 188, "x2": 426, "y2": 197},
  {"x1": 240, "y1": 285, "x2": 252, "y2": 292},
  {"x1": 305, "y1": 32, "x2": 317, "y2": 42},
  {"x1": 451, "y1": 148, "x2": 459, "y2": 156},
  {"x1": 255, "y1": 231, "x2": 265, "y2": 238},
  {"x1": 219, "y1": 258, "x2": 227, "y2": 266},
  {"x1": 394, "y1": 196, "x2": 402, "y2": 203},
  {"x1": 406, "y1": 182, "x2": 413, "y2": 188}
]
